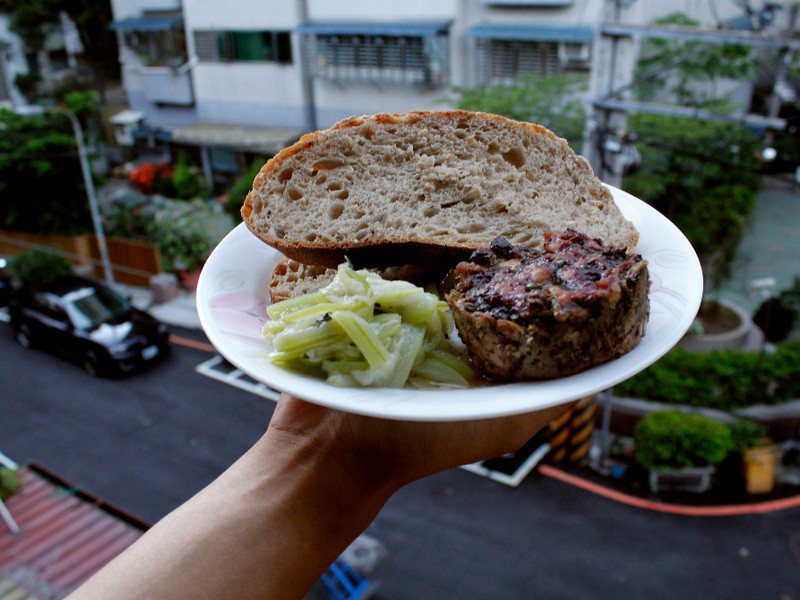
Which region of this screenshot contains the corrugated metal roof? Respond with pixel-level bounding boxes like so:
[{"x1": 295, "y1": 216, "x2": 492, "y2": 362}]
[
  {"x1": 0, "y1": 466, "x2": 147, "y2": 599},
  {"x1": 171, "y1": 121, "x2": 303, "y2": 154}
]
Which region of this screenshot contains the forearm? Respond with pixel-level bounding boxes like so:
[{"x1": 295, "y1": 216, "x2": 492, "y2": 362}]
[{"x1": 67, "y1": 426, "x2": 394, "y2": 600}]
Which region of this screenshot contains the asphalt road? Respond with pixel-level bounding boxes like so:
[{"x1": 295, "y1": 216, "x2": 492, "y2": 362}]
[{"x1": 2, "y1": 322, "x2": 799, "y2": 599}]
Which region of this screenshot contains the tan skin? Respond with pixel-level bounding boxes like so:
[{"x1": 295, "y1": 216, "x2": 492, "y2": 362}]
[{"x1": 67, "y1": 393, "x2": 569, "y2": 600}]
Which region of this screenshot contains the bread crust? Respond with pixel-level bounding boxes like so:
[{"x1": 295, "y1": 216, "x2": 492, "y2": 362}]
[{"x1": 243, "y1": 110, "x2": 637, "y2": 268}]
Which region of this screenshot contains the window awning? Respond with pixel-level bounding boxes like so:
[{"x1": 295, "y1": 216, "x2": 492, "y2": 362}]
[
  {"x1": 171, "y1": 121, "x2": 303, "y2": 154},
  {"x1": 296, "y1": 21, "x2": 452, "y2": 37},
  {"x1": 468, "y1": 24, "x2": 595, "y2": 42},
  {"x1": 110, "y1": 16, "x2": 183, "y2": 32}
]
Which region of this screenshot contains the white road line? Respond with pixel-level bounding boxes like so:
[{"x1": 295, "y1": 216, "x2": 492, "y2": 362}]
[{"x1": 194, "y1": 355, "x2": 281, "y2": 402}]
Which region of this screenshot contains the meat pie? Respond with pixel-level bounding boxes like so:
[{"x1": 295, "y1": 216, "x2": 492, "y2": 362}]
[{"x1": 446, "y1": 230, "x2": 649, "y2": 381}]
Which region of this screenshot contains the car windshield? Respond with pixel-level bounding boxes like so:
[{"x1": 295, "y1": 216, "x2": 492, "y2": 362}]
[{"x1": 62, "y1": 285, "x2": 131, "y2": 330}]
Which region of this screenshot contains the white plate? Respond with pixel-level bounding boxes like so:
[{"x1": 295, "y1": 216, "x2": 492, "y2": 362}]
[{"x1": 197, "y1": 186, "x2": 703, "y2": 421}]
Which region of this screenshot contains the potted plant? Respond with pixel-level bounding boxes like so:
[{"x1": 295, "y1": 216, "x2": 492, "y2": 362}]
[{"x1": 634, "y1": 410, "x2": 733, "y2": 493}]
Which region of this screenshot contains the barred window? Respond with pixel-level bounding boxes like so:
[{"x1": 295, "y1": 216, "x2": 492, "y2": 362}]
[
  {"x1": 194, "y1": 30, "x2": 292, "y2": 64},
  {"x1": 305, "y1": 33, "x2": 448, "y2": 87},
  {"x1": 480, "y1": 39, "x2": 591, "y2": 84}
]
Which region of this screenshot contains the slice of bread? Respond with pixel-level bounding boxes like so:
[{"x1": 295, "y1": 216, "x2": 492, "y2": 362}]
[
  {"x1": 243, "y1": 110, "x2": 638, "y2": 268},
  {"x1": 269, "y1": 257, "x2": 445, "y2": 303}
]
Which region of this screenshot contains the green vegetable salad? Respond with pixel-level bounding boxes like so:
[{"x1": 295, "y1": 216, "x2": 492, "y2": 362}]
[{"x1": 263, "y1": 264, "x2": 474, "y2": 388}]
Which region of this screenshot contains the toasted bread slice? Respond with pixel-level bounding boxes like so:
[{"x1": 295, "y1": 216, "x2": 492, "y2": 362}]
[{"x1": 243, "y1": 110, "x2": 638, "y2": 269}]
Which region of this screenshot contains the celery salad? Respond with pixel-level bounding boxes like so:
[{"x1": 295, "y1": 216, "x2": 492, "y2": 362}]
[{"x1": 263, "y1": 264, "x2": 474, "y2": 388}]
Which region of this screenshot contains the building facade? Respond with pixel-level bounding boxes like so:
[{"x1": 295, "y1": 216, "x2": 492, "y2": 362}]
[{"x1": 107, "y1": 0, "x2": 771, "y2": 186}]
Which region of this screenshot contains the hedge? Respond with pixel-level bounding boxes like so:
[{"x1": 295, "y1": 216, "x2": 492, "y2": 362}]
[
  {"x1": 633, "y1": 411, "x2": 733, "y2": 469},
  {"x1": 614, "y1": 342, "x2": 800, "y2": 410}
]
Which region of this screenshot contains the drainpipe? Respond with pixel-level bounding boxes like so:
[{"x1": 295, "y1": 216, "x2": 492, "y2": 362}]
[{"x1": 297, "y1": 0, "x2": 318, "y2": 131}]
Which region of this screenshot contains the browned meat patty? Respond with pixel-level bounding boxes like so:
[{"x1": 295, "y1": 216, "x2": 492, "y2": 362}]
[{"x1": 445, "y1": 229, "x2": 649, "y2": 381}]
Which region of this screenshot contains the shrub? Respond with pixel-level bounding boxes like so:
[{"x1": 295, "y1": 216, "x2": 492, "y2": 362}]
[
  {"x1": 129, "y1": 163, "x2": 160, "y2": 194},
  {"x1": 9, "y1": 249, "x2": 72, "y2": 287},
  {"x1": 728, "y1": 419, "x2": 769, "y2": 454},
  {"x1": 0, "y1": 467, "x2": 20, "y2": 501},
  {"x1": 224, "y1": 159, "x2": 265, "y2": 223},
  {"x1": 614, "y1": 343, "x2": 800, "y2": 409},
  {"x1": 634, "y1": 411, "x2": 733, "y2": 469},
  {"x1": 753, "y1": 277, "x2": 800, "y2": 342},
  {"x1": 171, "y1": 151, "x2": 206, "y2": 200}
]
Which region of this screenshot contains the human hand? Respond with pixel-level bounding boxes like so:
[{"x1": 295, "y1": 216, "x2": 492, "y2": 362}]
[{"x1": 264, "y1": 392, "x2": 571, "y2": 494}]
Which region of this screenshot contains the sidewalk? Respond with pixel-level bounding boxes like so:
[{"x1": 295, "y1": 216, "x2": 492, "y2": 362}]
[{"x1": 115, "y1": 281, "x2": 202, "y2": 330}]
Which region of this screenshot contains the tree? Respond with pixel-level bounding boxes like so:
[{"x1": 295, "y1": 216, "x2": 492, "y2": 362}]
[
  {"x1": 0, "y1": 0, "x2": 120, "y2": 101},
  {"x1": 448, "y1": 73, "x2": 588, "y2": 145},
  {"x1": 623, "y1": 113, "x2": 760, "y2": 287},
  {"x1": 633, "y1": 12, "x2": 755, "y2": 107},
  {"x1": 0, "y1": 108, "x2": 92, "y2": 235}
]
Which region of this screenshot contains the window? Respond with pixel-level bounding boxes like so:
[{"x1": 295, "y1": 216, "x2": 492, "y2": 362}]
[
  {"x1": 307, "y1": 33, "x2": 448, "y2": 87},
  {"x1": 194, "y1": 31, "x2": 292, "y2": 64},
  {"x1": 124, "y1": 28, "x2": 188, "y2": 67},
  {"x1": 481, "y1": 39, "x2": 591, "y2": 84}
]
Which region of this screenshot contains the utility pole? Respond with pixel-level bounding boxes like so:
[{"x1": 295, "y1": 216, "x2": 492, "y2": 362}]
[{"x1": 60, "y1": 108, "x2": 115, "y2": 286}]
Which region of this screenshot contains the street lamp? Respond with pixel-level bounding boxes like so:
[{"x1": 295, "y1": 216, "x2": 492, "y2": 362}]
[{"x1": 57, "y1": 107, "x2": 115, "y2": 286}]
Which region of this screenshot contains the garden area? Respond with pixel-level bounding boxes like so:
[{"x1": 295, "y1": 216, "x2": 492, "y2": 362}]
[{"x1": 0, "y1": 92, "x2": 259, "y2": 290}]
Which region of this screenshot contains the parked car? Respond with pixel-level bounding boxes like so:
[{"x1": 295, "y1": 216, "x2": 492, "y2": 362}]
[{"x1": 8, "y1": 276, "x2": 170, "y2": 376}]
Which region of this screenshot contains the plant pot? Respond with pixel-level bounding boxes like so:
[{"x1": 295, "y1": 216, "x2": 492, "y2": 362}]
[
  {"x1": 679, "y1": 299, "x2": 759, "y2": 352},
  {"x1": 648, "y1": 466, "x2": 716, "y2": 494},
  {"x1": 743, "y1": 445, "x2": 779, "y2": 495}
]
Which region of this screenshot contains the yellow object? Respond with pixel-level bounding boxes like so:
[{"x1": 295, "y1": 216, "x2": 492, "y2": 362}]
[{"x1": 744, "y1": 446, "x2": 777, "y2": 495}]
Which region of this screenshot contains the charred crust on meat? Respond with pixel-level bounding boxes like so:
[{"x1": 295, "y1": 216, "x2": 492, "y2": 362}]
[{"x1": 446, "y1": 229, "x2": 649, "y2": 381}]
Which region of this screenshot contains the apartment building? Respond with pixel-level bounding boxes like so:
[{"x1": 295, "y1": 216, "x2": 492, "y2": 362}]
[{"x1": 108, "y1": 0, "x2": 758, "y2": 187}]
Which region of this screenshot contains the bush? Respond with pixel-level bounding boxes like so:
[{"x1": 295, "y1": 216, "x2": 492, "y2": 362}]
[
  {"x1": 0, "y1": 467, "x2": 21, "y2": 501},
  {"x1": 728, "y1": 419, "x2": 769, "y2": 454},
  {"x1": 171, "y1": 151, "x2": 207, "y2": 200},
  {"x1": 634, "y1": 411, "x2": 733, "y2": 469},
  {"x1": 224, "y1": 159, "x2": 265, "y2": 223},
  {"x1": 9, "y1": 249, "x2": 72, "y2": 287},
  {"x1": 753, "y1": 277, "x2": 800, "y2": 342},
  {"x1": 614, "y1": 343, "x2": 800, "y2": 409}
]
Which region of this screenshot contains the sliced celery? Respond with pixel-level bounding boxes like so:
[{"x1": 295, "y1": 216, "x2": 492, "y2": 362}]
[
  {"x1": 383, "y1": 323, "x2": 426, "y2": 388},
  {"x1": 330, "y1": 310, "x2": 390, "y2": 369},
  {"x1": 411, "y1": 357, "x2": 470, "y2": 387},
  {"x1": 429, "y1": 348, "x2": 475, "y2": 381},
  {"x1": 267, "y1": 291, "x2": 326, "y2": 320},
  {"x1": 263, "y1": 262, "x2": 473, "y2": 389}
]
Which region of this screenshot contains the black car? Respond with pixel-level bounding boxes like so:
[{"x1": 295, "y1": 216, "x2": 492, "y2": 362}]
[{"x1": 9, "y1": 276, "x2": 170, "y2": 376}]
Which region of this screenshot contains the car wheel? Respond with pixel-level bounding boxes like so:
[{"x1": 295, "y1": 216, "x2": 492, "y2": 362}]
[
  {"x1": 84, "y1": 352, "x2": 102, "y2": 377},
  {"x1": 14, "y1": 323, "x2": 34, "y2": 349}
]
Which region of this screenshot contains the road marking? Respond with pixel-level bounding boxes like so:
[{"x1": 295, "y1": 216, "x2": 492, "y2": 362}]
[
  {"x1": 169, "y1": 334, "x2": 215, "y2": 353},
  {"x1": 538, "y1": 464, "x2": 800, "y2": 516},
  {"x1": 194, "y1": 354, "x2": 281, "y2": 402},
  {"x1": 462, "y1": 443, "x2": 551, "y2": 487}
]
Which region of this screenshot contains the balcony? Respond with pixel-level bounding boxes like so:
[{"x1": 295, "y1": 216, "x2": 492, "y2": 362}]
[{"x1": 136, "y1": 66, "x2": 194, "y2": 106}]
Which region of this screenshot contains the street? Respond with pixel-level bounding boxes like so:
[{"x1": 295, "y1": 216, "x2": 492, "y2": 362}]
[{"x1": 2, "y1": 322, "x2": 799, "y2": 599}]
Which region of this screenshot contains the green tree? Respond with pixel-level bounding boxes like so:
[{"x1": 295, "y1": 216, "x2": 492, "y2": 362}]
[
  {"x1": 0, "y1": 108, "x2": 92, "y2": 235},
  {"x1": 623, "y1": 113, "x2": 760, "y2": 286},
  {"x1": 224, "y1": 159, "x2": 266, "y2": 223},
  {"x1": 448, "y1": 73, "x2": 588, "y2": 145},
  {"x1": 634, "y1": 12, "x2": 755, "y2": 107},
  {"x1": 0, "y1": 0, "x2": 120, "y2": 101}
]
